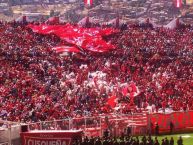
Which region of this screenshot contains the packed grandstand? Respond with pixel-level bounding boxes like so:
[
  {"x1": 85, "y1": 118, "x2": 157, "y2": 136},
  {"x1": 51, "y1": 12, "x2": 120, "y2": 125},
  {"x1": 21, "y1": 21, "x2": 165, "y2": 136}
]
[{"x1": 1, "y1": 17, "x2": 193, "y2": 122}]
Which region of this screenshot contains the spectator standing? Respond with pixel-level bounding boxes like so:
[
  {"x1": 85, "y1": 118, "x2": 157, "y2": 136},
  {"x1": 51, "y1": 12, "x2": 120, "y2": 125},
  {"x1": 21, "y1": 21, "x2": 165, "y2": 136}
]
[
  {"x1": 155, "y1": 123, "x2": 159, "y2": 136},
  {"x1": 161, "y1": 139, "x2": 165, "y2": 145},
  {"x1": 103, "y1": 129, "x2": 109, "y2": 138},
  {"x1": 164, "y1": 137, "x2": 169, "y2": 145},
  {"x1": 169, "y1": 122, "x2": 174, "y2": 134},
  {"x1": 169, "y1": 137, "x2": 174, "y2": 145},
  {"x1": 95, "y1": 137, "x2": 102, "y2": 145},
  {"x1": 154, "y1": 138, "x2": 160, "y2": 145},
  {"x1": 177, "y1": 136, "x2": 183, "y2": 145}
]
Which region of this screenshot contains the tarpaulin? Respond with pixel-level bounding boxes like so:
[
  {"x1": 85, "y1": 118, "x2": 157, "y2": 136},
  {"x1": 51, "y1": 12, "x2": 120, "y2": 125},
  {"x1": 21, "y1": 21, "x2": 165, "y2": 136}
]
[
  {"x1": 149, "y1": 111, "x2": 193, "y2": 132},
  {"x1": 27, "y1": 24, "x2": 118, "y2": 53}
]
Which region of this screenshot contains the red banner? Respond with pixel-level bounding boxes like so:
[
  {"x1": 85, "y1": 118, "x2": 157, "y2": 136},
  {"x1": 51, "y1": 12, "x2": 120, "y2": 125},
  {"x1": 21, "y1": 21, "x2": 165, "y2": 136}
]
[
  {"x1": 149, "y1": 111, "x2": 193, "y2": 132},
  {"x1": 27, "y1": 24, "x2": 118, "y2": 53},
  {"x1": 21, "y1": 130, "x2": 82, "y2": 145}
]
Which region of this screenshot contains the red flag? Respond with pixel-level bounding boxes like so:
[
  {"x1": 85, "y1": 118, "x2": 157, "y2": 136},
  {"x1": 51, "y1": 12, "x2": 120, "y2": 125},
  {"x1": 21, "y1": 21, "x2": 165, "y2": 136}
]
[
  {"x1": 177, "y1": 0, "x2": 182, "y2": 8},
  {"x1": 122, "y1": 82, "x2": 140, "y2": 97},
  {"x1": 107, "y1": 96, "x2": 117, "y2": 108},
  {"x1": 174, "y1": 0, "x2": 182, "y2": 8},
  {"x1": 84, "y1": 0, "x2": 93, "y2": 6},
  {"x1": 28, "y1": 24, "x2": 117, "y2": 53},
  {"x1": 122, "y1": 87, "x2": 128, "y2": 96}
]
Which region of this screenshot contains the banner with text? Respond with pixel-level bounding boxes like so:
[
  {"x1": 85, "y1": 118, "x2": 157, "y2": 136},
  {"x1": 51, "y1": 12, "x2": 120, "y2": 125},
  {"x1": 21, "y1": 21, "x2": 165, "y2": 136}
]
[{"x1": 21, "y1": 130, "x2": 82, "y2": 145}]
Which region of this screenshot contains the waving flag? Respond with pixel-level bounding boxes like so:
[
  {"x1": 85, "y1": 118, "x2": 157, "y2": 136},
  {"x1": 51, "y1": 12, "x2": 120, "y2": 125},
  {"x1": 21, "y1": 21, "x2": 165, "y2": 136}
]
[
  {"x1": 174, "y1": 0, "x2": 182, "y2": 8},
  {"x1": 122, "y1": 82, "x2": 140, "y2": 97},
  {"x1": 107, "y1": 95, "x2": 117, "y2": 108},
  {"x1": 177, "y1": 0, "x2": 182, "y2": 7},
  {"x1": 84, "y1": 0, "x2": 93, "y2": 6},
  {"x1": 28, "y1": 24, "x2": 118, "y2": 53}
]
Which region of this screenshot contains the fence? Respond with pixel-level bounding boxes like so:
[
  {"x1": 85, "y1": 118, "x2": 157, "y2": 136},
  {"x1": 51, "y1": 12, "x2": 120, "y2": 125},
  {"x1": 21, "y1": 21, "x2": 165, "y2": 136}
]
[
  {"x1": 0, "y1": 124, "x2": 21, "y2": 145},
  {"x1": 0, "y1": 143, "x2": 9, "y2": 145},
  {"x1": 27, "y1": 113, "x2": 148, "y2": 137},
  {"x1": 26, "y1": 110, "x2": 193, "y2": 137},
  {"x1": 2, "y1": 111, "x2": 193, "y2": 144}
]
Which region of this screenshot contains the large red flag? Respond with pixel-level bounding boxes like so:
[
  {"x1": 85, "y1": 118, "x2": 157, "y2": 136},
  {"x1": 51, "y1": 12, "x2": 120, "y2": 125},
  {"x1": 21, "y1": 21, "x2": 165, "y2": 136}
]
[{"x1": 28, "y1": 24, "x2": 117, "y2": 53}]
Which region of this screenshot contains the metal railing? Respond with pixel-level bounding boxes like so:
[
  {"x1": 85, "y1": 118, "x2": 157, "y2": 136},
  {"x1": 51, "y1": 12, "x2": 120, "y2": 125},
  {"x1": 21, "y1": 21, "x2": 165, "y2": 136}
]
[
  {"x1": 27, "y1": 113, "x2": 148, "y2": 137},
  {"x1": 0, "y1": 142, "x2": 9, "y2": 145}
]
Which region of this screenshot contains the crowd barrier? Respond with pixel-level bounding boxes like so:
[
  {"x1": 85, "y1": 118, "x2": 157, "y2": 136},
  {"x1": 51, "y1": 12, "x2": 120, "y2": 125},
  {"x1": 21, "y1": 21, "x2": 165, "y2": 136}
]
[
  {"x1": 0, "y1": 143, "x2": 9, "y2": 145},
  {"x1": 1, "y1": 111, "x2": 193, "y2": 145},
  {"x1": 27, "y1": 111, "x2": 193, "y2": 136},
  {"x1": 0, "y1": 125, "x2": 21, "y2": 145},
  {"x1": 28, "y1": 113, "x2": 148, "y2": 137}
]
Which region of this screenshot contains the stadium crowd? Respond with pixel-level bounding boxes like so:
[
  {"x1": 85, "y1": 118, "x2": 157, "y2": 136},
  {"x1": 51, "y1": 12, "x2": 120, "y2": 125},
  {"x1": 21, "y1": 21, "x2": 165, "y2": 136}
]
[{"x1": 0, "y1": 21, "x2": 193, "y2": 123}]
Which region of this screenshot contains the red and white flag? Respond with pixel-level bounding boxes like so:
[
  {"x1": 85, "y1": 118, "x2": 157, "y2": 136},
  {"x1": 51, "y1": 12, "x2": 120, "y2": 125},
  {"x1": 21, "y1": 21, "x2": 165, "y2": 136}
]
[
  {"x1": 177, "y1": 0, "x2": 182, "y2": 7},
  {"x1": 84, "y1": 0, "x2": 93, "y2": 6},
  {"x1": 122, "y1": 82, "x2": 140, "y2": 97},
  {"x1": 174, "y1": 0, "x2": 182, "y2": 8}
]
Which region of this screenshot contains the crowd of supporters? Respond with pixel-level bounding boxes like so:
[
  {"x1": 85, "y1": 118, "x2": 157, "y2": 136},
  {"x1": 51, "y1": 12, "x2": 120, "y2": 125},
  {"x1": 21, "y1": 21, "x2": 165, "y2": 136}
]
[
  {"x1": 73, "y1": 135, "x2": 184, "y2": 145},
  {"x1": 0, "y1": 21, "x2": 193, "y2": 123}
]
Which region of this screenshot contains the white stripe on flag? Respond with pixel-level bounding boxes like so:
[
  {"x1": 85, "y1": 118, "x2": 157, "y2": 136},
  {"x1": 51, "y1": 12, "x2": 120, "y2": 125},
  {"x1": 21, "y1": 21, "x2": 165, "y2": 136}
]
[
  {"x1": 177, "y1": 0, "x2": 180, "y2": 7},
  {"x1": 86, "y1": 0, "x2": 91, "y2": 5}
]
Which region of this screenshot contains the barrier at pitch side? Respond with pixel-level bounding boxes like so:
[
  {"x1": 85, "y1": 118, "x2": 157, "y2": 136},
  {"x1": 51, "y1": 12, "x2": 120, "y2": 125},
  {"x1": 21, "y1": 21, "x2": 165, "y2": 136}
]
[
  {"x1": 20, "y1": 130, "x2": 82, "y2": 145},
  {"x1": 148, "y1": 111, "x2": 193, "y2": 133},
  {"x1": 0, "y1": 120, "x2": 21, "y2": 145},
  {"x1": 27, "y1": 113, "x2": 148, "y2": 137}
]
